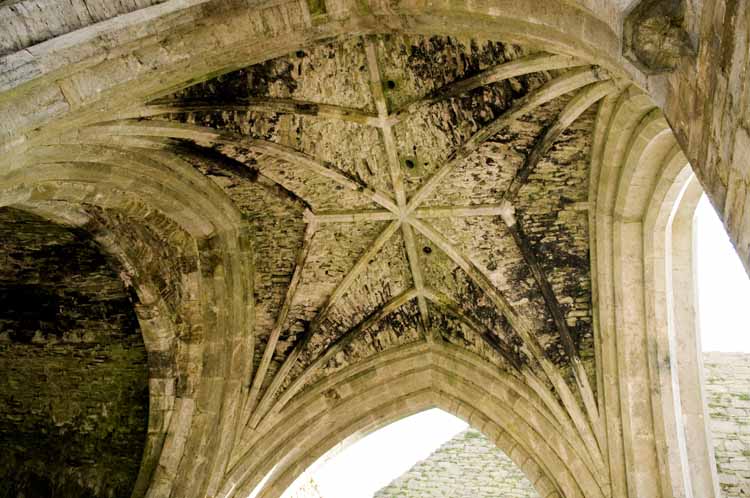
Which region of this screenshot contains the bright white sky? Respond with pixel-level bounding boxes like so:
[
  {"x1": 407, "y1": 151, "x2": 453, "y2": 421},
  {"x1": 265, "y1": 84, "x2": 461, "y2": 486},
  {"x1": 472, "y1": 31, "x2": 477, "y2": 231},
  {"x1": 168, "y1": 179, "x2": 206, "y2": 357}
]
[
  {"x1": 281, "y1": 409, "x2": 467, "y2": 498},
  {"x1": 695, "y1": 194, "x2": 750, "y2": 353},
  {"x1": 275, "y1": 193, "x2": 750, "y2": 498}
]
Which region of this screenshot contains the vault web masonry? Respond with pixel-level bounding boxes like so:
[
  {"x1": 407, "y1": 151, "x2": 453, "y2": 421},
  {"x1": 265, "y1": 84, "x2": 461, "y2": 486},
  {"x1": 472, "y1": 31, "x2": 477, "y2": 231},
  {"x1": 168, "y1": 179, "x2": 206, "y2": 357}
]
[
  {"x1": 92, "y1": 35, "x2": 614, "y2": 437},
  {"x1": 2, "y1": 1, "x2": 750, "y2": 497}
]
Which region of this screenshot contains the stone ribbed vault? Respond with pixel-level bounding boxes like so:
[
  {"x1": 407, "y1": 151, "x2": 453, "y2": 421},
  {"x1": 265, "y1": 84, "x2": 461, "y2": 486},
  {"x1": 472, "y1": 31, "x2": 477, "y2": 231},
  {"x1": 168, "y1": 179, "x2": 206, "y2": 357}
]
[{"x1": 1, "y1": 1, "x2": 749, "y2": 498}]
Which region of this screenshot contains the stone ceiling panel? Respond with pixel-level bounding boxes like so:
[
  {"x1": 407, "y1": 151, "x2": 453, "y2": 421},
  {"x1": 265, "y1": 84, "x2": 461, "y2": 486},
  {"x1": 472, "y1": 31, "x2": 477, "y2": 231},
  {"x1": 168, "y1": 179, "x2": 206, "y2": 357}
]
[{"x1": 102, "y1": 31, "x2": 616, "y2": 437}]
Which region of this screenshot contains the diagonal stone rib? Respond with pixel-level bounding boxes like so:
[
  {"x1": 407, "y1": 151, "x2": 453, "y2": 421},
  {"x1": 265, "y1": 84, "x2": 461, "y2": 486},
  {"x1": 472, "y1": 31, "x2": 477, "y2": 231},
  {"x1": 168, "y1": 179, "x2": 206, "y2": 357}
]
[
  {"x1": 84, "y1": 120, "x2": 400, "y2": 213},
  {"x1": 241, "y1": 220, "x2": 318, "y2": 428},
  {"x1": 365, "y1": 38, "x2": 432, "y2": 336},
  {"x1": 364, "y1": 39, "x2": 390, "y2": 119},
  {"x1": 505, "y1": 217, "x2": 602, "y2": 437},
  {"x1": 388, "y1": 53, "x2": 586, "y2": 124},
  {"x1": 408, "y1": 217, "x2": 536, "y2": 347},
  {"x1": 401, "y1": 223, "x2": 434, "y2": 340},
  {"x1": 409, "y1": 216, "x2": 605, "y2": 466},
  {"x1": 364, "y1": 39, "x2": 407, "y2": 206},
  {"x1": 248, "y1": 219, "x2": 402, "y2": 428},
  {"x1": 137, "y1": 97, "x2": 381, "y2": 126},
  {"x1": 267, "y1": 287, "x2": 420, "y2": 417},
  {"x1": 423, "y1": 287, "x2": 521, "y2": 369},
  {"x1": 504, "y1": 80, "x2": 617, "y2": 200},
  {"x1": 406, "y1": 67, "x2": 609, "y2": 212},
  {"x1": 68, "y1": 132, "x2": 318, "y2": 212}
]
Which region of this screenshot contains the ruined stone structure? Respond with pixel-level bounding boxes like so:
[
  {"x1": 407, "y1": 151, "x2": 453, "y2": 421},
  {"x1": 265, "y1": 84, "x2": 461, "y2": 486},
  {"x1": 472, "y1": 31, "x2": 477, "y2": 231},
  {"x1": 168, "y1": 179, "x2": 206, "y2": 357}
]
[
  {"x1": 703, "y1": 353, "x2": 750, "y2": 497},
  {"x1": 1, "y1": 0, "x2": 749, "y2": 497},
  {"x1": 375, "y1": 428, "x2": 539, "y2": 498},
  {"x1": 374, "y1": 353, "x2": 750, "y2": 498}
]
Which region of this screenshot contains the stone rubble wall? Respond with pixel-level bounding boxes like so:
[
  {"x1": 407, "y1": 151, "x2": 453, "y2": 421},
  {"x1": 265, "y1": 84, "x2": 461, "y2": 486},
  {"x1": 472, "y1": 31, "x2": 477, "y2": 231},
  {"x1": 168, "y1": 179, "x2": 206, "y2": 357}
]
[
  {"x1": 374, "y1": 429, "x2": 539, "y2": 498},
  {"x1": 703, "y1": 352, "x2": 750, "y2": 497}
]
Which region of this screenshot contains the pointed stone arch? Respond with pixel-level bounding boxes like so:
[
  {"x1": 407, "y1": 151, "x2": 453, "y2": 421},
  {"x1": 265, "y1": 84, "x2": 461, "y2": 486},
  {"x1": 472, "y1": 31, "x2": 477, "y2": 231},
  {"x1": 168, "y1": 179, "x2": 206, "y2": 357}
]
[
  {"x1": 220, "y1": 341, "x2": 610, "y2": 498},
  {"x1": 0, "y1": 146, "x2": 255, "y2": 498}
]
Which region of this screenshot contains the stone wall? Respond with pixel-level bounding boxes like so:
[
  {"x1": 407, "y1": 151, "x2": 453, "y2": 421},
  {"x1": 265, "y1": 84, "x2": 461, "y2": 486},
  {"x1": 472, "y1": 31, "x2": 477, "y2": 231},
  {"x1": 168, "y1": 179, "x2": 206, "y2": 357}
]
[
  {"x1": 0, "y1": 207, "x2": 148, "y2": 498},
  {"x1": 664, "y1": 0, "x2": 750, "y2": 275},
  {"x1": 703, "y1": 352, "x2": 750, "y2": 497},
  {"x1": 374, "y1": 429, "x2": 539, "y2": 498}
]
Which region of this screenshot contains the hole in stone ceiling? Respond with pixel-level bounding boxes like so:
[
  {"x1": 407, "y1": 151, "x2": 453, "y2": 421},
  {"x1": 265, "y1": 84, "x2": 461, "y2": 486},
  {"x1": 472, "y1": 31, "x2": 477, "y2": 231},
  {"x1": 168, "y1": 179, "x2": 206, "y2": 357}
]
[{"x1": 386, "y1": 80, "x2": 397, "y2": 90}]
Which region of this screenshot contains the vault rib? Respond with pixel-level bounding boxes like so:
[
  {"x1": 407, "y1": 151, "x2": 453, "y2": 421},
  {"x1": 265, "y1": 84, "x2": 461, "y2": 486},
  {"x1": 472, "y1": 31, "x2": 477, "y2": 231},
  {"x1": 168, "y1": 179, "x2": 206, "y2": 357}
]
[
  {"x1": 365, "y1": 37, "x2": 432, "y2": 336},
  {"x1": 408, "y1": 217, "x2": 536, "y2": 346},
  {"x1": 136, "y1": 97, "x2": 381, "y2": 126},
  {"x1": 401, "y1": 223, "x2": 434, "y2": 340},
  {"x1": 422, "y1": 288, "x2": 521, "y2": 370},
  {"x1": 408, "y1": 216, "x2": 606, "y2": 467},
  {"x1": 83, "y1": 120, "x2": 400, "y2": 213},
  {"x1": 405, "y1": 68, "x2": 610, "y2": 212},
  {"x1": 241, "y1": 220, "x2": 318, "y2": 428},
  {"x1": 247, "y1": 219, "x2": 402, "y2": 428},
  {"x1": 504, "y1": 80, "x2": 617, "y2": 200},
  {"x1": 76, "y1": 133, "x2": 314, "y2": 211},
  {"x1": 165, "y1": 140, "x2": 315, "y2": 211},
  {"x1": 388, "y1": 52, "x2": 586, "y2": 124},
  {"x1": 267, "y1": 288, "x2": 420, "y2": 418},
  {"x1": 423, "y1": 287, "x2": 604, "y2": 480},
  {"x1": 364, "y1": 39, "x2": 391, "y2": 121},
  {"x1": 364, "y1": 39, "x2": 407, "y2": 206},
  {"x1": 493, "y1": 81, "x2": 614, "y2": 444},
  {"x1": 505, "y1": 217, "x2": 603, "y2": 443}
]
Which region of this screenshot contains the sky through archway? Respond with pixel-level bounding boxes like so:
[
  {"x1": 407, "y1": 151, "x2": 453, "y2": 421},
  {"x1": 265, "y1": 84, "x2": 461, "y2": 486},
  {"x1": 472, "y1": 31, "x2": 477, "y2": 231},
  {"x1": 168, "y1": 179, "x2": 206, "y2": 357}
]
[{"x1": 695, "y1": 194, "x2": 750, "y2": 353}]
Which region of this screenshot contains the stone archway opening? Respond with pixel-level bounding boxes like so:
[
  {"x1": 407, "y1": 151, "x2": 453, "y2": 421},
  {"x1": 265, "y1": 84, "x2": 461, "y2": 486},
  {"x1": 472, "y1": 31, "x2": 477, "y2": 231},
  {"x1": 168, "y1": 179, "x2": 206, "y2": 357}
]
[
  {"x1": 626, "y1": 159, "x2": 750, "y2": 498},
  {"x1": 278, "y1": 408, "x2": 467, "y2": 498},
  {"x1": 0, "y1": 207, "x2": 149, "y2": 498},
  {"x1": 693, "y1": 194, "x2": 750, "y2": 497},
  {"x1": 269, "y1": 407, "x2": 543, "y2": 498},
  {"x1": 694, "y1": 194, "x2": 750, "y2": 354}
]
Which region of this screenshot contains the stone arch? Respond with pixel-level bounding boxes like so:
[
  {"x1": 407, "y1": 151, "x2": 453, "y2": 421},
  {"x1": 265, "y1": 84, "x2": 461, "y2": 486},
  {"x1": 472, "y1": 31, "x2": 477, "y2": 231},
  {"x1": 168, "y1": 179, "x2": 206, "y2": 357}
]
[
  {"x1": 0, "y1": 145, "x2": 254, "y2": 498},
  {"x1": 11, "y1": 200, "x2": 189, "y2": 498},
  {"x1": 219, "y1": 341, "x2": 610, "y2": 498},
  {"x1": 0, "y1": 0, "x2": 652, "y2": 169},
  {"x1": 4, "y1": 4, "x2": 746, "y2": 498},
  {"x1": 642, "y1": 150, "x2": 721, "y2": 498},
  {"x1": 591, "y1": 84, "x2": 723, "y2": 498}
]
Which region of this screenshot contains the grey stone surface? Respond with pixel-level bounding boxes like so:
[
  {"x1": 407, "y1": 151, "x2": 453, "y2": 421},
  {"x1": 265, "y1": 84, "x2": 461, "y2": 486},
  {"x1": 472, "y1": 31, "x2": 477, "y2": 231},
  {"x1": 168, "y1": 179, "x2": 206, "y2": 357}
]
[
  {"x1": 0, "y1": 207, "x2": 148, "y2": 498},
  {"x1": 0, "y1": 2, "x2": 748, "y2": 497},
  {"x1": 703, "y1": 352, "x2": 750, "y2": 498},
  {"x1": 375, "y1": 429, "x2": 539, "y2": 498}
]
